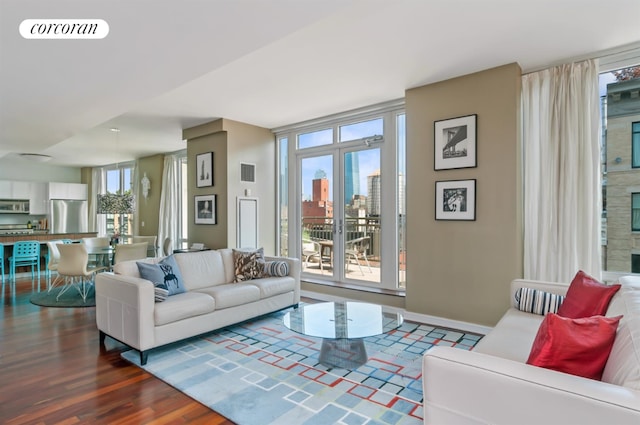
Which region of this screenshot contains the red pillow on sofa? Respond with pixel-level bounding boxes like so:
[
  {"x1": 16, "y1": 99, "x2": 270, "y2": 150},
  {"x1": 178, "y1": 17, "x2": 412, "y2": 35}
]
[
  {"x1": 526, "y1": 313, "x2": 622, "y2": 380},
  {"x1": 556, "y1": 270, "x2": 621, "y2": 318}
]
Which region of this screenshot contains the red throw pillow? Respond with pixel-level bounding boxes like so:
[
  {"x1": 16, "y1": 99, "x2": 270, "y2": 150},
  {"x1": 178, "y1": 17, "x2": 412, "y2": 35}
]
[
  {"x1": 526, "y1": 313, "x2": 622, "y2": 380},
  {"x1": 556, "y1": 270, "x2": 621, "y2": 318}
]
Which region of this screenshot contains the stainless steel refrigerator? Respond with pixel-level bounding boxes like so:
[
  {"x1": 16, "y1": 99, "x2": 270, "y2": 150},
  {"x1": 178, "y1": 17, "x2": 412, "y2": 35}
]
[{"x1": 50, "y1": 199, "x2": 88, "y2": 233}]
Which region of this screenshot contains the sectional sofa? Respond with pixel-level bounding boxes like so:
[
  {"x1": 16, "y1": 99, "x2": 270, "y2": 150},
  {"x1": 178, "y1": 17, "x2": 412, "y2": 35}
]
[
  {"x1": 95, "y1": 248, "x2": 300, "y2": 364},
  {"x1": 423, "y1": 275, "x2": 640, "y2": 425}
]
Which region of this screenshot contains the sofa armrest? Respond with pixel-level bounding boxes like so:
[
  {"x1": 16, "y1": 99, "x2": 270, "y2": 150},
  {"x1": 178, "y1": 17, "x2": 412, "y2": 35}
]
[
  {"x1": 95, "y1": 272, "x2": 156, "y2": 351},
  {"x1": 509, "y1": 278, "x2": 570, "y2": 308},
  {"x1": 265, "y1": 255, "x2": 301, "y2": 303},
  {"x1": 423, "y1": 346, "x2": 640, "y2": 425}
]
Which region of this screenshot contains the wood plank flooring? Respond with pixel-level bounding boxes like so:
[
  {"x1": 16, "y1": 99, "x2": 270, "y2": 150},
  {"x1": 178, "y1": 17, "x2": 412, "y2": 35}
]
[{"x1": 0, "y1": 276, "x2": 235, "y2": 425}]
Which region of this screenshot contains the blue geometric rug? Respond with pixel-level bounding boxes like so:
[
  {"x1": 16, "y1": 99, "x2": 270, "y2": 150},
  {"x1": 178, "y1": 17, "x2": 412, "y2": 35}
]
[{"x1": 122, "y1": 307, "x2": 482, "y2": 425}]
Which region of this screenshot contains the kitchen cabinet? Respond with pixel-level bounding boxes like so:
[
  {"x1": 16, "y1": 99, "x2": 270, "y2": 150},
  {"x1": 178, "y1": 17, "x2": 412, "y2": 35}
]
[
  {"x1": 0, "y1": 180, "x2": 30, "y2": 200},
  {"x1": 48, "y1": 182, "x2": 87, "y2": 200},
  {"x1": 29, "y1": 182, "x2": 48, "y2": 214}
]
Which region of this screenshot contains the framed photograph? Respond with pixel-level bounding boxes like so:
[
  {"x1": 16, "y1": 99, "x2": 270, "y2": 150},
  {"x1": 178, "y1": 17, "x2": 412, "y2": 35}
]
[
  {"x1": 435, "y1": 179, "x2": 476, "y2": 221},
  {"x1": 195, "y1": 194, "x2": 217, "y2": 224},
  {"x1": 196, "y1": 152, "x2": 214, "y2": 187},
  {"x1": 434, "y1": 114, "x2": 477, "y2": 170}
]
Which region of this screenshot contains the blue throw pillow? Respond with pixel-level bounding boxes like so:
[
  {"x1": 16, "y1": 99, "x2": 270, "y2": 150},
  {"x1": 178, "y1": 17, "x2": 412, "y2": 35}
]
[{"x1": 137, "y1": 255, "x2": 186, "y2": 298}]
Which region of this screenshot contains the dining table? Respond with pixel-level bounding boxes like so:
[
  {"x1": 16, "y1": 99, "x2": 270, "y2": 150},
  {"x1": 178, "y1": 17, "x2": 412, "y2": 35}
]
[{"x1": 85, "y1": 245, "x2": 115, "y2": 268}]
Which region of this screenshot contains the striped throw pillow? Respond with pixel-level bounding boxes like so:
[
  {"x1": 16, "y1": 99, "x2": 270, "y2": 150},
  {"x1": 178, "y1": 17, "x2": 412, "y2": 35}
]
[
  {"x1": 515, "y1": 287, "x2": 565, "y2": 315},
  {"x1": 263, "y1": 261, "x2": 289, "y2": 277},
  {"x1": 154, "y1": 287, "x2": 169, "y2": 303}
]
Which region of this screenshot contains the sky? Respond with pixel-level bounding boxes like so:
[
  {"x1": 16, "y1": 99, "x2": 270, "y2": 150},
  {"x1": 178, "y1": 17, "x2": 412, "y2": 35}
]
[{"x1": 299, "y1": 118, "x2": 386, "y2": 202}]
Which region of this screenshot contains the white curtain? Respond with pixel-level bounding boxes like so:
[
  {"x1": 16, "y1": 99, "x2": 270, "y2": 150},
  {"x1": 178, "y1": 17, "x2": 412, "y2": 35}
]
[
  {"x1": 90, "y1": 167, "x2": 107, "y2": 236},
  {"x1": 522, "y1": 59, "x2": 602, "y2": 282},
  {"x1": 158, "y1": 153, "x2": 181, "y2": 255},
  {"x1": 131, "y1": 163, "x2": 139, "y2": 237}
]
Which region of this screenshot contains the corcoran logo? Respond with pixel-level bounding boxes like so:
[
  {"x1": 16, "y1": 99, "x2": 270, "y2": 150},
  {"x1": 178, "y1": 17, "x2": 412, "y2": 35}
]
[{"x1": 19, "y1": 19, "x2": 109, "y2": 39}]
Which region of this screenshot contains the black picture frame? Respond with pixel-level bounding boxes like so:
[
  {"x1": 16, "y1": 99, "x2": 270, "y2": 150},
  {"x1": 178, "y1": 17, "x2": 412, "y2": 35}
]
[
  {"x1": 195, "y1": 194, "x2": 217, "y2": 224},
  {"x1": 434, "y1": 114, "x2": 477, "y2": 170},
  {"x1": 435, "y1": 179, "x2": 476, "y2": 221},
  {"x1": 196, "y1": 152, "x2": 214, "y2": 187}
]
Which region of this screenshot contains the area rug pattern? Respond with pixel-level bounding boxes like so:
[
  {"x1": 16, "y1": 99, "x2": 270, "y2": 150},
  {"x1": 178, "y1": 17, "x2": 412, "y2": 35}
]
[{"x1": 122, "y1": 308, "x2": 482, "y2": 425}]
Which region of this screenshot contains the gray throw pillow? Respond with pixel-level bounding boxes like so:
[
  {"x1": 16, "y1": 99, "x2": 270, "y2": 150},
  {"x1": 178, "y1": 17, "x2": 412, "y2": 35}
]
[{"x1": 137, "y1": 255, "x2": 186, "y2": 300}]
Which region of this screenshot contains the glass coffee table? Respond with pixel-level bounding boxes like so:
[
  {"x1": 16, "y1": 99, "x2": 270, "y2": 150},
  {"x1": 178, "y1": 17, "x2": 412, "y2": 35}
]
[{"x1": 283, "y1": 301, "x2": 404, "y2": 369}]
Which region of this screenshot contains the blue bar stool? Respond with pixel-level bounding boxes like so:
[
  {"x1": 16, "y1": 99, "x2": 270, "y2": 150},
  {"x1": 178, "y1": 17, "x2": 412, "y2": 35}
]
[{"x1": 0, "y1": 243, "x2": 5, "y2": 283}]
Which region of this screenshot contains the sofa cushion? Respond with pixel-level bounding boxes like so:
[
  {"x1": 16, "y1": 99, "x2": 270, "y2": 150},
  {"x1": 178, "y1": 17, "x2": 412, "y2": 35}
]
[
  {"x1": 233, "y1": 248, "x2": 265, "y2": 282},
  {"x1": 557, "y1": 270, "x2": 621, "y2": 318},
  {"x1": 249, "y1": 276, "x2": 296, "y2": 299},
  {"x1": 474, "y1": 308, "x2": 545, "y2": 362},
  {"x1": 526, "y1": 313, "x2": 622, "y2": 381},
  {"x1": 263, "y1": 260, "x2": 290, "y2": 277},
  {"x1": 515, "y1": 287, "x2": 565, "y2": 315},
  {"x1": 602, "y1": 281, "x2": 640, "y2": 389},
  {"x1": 173, "y1": 250, "x2": 229, "y2": 290},
  {"x1": 137, "y1": 255, "x2": 186, "y2": 296},
  {"x1": 113, "y1": 256, "x2": 161, "y2": 277},
  {"x1": 196, "y1": 283, "x2": 261, "y2": 310},
  {"x1": 154, "y1": 292, "x2": 216, "y2": 326}
]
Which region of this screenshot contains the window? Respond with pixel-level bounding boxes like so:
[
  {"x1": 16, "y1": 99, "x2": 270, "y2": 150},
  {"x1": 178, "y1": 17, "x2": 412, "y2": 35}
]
[
  {"x1": 339, "y1": 118, "x2": 383, "y2": 142},
  {"x1": 276, "y1": 100, "x2": 405, "y2": 291},
  {"x1": 104, "y1": 163, "x2": 134, "y2": 240},
  {"x1": 600, "y1": 64, "x2": 640, "y2": 275},
  {"x1": 633, "y1": 254, "x2": 640, "y2": 273},
  {"x1": 278, "y1": 137, "x2": 288, "y2": 256},
  {"x1": 633, "y1": 193, "x2": 640, "y2": 231},
  {"x1": 298, "y1": 128, "x2": 333, "y2": 149},
  {"x1": 633, "y1": 121, "x2": 640, "y2": 168}
]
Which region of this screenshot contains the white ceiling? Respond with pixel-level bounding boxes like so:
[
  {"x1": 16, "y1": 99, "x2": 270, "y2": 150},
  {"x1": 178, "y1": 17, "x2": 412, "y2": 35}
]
[{"x1": 1, "y1": 0, "x2": 640, "y2": 167}]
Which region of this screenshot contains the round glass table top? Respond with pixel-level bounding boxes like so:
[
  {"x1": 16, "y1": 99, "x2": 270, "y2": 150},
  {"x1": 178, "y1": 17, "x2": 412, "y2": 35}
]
[{"x1": 283, "y1": 301, "x2": 403, "y2": 340}]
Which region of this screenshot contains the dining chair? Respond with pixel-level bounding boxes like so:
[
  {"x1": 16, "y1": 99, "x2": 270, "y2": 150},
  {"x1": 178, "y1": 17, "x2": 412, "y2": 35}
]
[
  {"x1": 0, "y1": 243, "x2": 5, "y2": 284},
  {"x1": 345, "y1": 236, "x2": 372, "y2": 275},
  {"x1": 132, "y1": 236, "x2": 157, "y2": 257},
  {"x1": 9, "y1": 240, "x2": 41, "y2": 281},
  {"x1": 57, "y1": 243, "x2": 107, "y2": 301},
  {"x1": 45, "y1": 240, "x2": 65, "y2": 291},
  {"x1": 162, "y1": 237, "x2": 172, "y2": 256},
  {"x1": 113, "y1": 242, "x2": 148, "y2": 265}
]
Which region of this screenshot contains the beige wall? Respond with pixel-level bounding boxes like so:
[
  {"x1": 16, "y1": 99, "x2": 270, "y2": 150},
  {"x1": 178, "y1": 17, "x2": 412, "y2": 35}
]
[
  {"x1": 184, "y1": 118, "x2": 274, "y2": 252},
  {"x1": 405, "y1": 63, "x2": 523, "y2": 327},
  {"x1": 136, "y1": 154, "x2": 164, "y2": 237},
  {"x1": 186, "y1": 130, "x2": 229, "y2": 249},
  {"x1": 223, "y1": 119, "x2": 276, "y2": 254}
]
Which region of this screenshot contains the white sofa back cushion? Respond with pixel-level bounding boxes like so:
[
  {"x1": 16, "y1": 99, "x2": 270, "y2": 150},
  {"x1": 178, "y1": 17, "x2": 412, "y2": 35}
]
[
  {"x1": 602, "y1": 277, "x2": 640, "y2": 389},
  {"x1": 173, "y1": 250, "x2": 230, "y2": 290},
  {"x1": 113, "y1": 257, "x2": 161, "y2": 277}
]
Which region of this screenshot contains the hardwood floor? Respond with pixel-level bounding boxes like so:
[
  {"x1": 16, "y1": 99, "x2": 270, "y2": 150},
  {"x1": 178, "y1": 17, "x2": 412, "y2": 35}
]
[{"x1": 0, "y1": 276, "x2": 235, "y2": 425}]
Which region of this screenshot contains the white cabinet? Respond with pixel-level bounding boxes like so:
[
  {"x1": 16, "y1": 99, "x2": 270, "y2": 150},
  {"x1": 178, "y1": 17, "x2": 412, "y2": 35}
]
[
  {"x1": 0, "y1": 180, "x2": 11, "y2": 198},
  {"x1": 29, "y1": 182, "x2": 48, "y2": 214},
  {"x1": 48, "y1": 182, "x2": 87, "y2": 200},
  {"x1": 0, "y1": 180, "x2": 30, "y2": 199}
]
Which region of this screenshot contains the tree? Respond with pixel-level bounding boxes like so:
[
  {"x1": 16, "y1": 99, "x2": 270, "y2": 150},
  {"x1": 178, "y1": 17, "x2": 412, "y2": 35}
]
[{"x1": 613, "y1": 66, "x2": 640, "y2": 81}]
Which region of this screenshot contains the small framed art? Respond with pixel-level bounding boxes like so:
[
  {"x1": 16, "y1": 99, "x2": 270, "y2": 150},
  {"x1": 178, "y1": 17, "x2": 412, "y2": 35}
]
[
  {"x1": 196, "y1": 152, "x2": 214, "y2": 187},
  {"x1": 435, "y1": 179, "x2": 476, "y2": 221},
  {"x1": 434, "y1": 114, "x2": 477, "y2": 170},
  {"x1": 195, "y1": 194, "x2": 217, "y2": 224}
]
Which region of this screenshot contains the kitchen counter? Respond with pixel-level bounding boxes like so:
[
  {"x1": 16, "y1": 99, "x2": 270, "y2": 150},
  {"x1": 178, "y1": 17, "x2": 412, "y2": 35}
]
[{"x1": 0, "y1": 232, "x2": 98, "y2": 244}]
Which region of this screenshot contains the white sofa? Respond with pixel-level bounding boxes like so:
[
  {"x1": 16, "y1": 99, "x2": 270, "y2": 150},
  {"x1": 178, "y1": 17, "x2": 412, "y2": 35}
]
[
  {"x1": 95, "y1": 249, "x2": 300, "y2": 365},
  {"x1": 423, "y1": 275, "x2": 640, "y2": 425}
]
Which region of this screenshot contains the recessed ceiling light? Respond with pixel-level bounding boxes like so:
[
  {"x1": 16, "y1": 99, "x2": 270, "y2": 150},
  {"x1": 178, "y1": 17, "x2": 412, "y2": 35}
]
[
  {"x1": 110, "y1": 127, "x2": 120, "y2": 132},
  {"x1": 19, "y1": 153, "x2": 53, "y2": 162}
]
